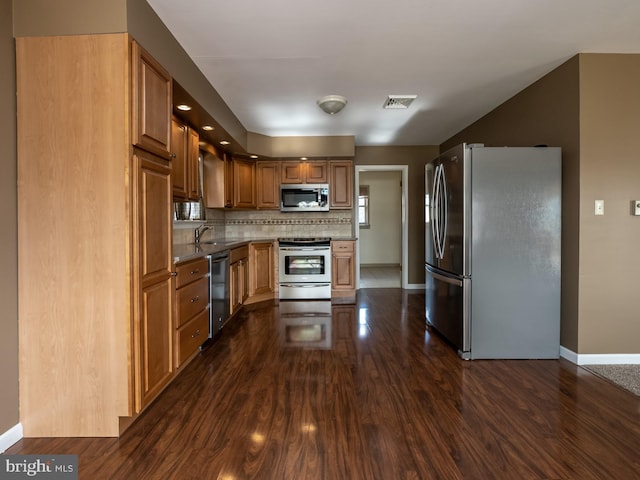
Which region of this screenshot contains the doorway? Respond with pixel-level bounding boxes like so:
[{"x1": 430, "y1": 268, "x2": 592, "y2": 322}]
[{"x1": 354, "y1": 165, "x2": 409, "y2": 289}]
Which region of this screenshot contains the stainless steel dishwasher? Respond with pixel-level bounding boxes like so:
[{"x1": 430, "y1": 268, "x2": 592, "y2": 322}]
[{"x1": 208, "y1": 251, "x2": 230, "y2": 337}]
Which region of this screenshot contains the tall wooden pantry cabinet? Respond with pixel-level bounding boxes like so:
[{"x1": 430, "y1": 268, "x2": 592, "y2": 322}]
[{"x1": 17, "y1": 33, "x2": 174, "y2": 437}]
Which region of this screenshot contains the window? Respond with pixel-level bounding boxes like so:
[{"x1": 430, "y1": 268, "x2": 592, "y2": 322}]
[{"x1": 358, "y1": 185, "x2": 370, "y2": 228}]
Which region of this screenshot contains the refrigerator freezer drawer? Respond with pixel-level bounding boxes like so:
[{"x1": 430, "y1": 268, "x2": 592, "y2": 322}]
[{"x1": 425, "y1": 265, "x2": 470, "y2": 356}]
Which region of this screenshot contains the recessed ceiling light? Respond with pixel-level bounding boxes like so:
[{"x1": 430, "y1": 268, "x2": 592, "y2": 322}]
[
  {"x1": 250, "y1": 155, "x2": 258, "y2": 159},
  {"x1": 176, "y1": 104, "x2": 192, "y2": 111},
  {"x1": 202, "y1": 125, "x2": 214, "y2": 131},
  {"x1": 220, "y1": 140, "x2": 230, "y2": 146}
]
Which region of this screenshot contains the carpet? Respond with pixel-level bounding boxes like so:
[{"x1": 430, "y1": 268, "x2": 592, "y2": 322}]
[{"x1": 583, "y1": 364, "x2": 640, "y2": 396}]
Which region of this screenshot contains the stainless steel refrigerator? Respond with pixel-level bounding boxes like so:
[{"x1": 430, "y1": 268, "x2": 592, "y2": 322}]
[{"x1": 425, "y1": 144, "x2": 561, "y2": 359}]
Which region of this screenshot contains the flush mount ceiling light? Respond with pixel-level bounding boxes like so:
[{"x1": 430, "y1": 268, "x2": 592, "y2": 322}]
[{"x1": 317, "y1": 95, "x2": 348, "y2": 115}]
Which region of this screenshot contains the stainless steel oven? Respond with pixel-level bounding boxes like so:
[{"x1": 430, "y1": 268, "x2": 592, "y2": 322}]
[{"x1": 278, "y1": 238, "x2": 331, "y2": 300}]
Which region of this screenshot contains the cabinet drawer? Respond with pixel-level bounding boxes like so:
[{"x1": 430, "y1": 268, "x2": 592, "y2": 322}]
[
  {"x1": 176, "y1": 276, "x2": 209, "y2": 327},
  {"x1": 230, "y1": 245, "x2": 249, "y2": 263},
  {"x1": 176, "y1": 308, "x2": 209, "y2": 367},
  {"x1": 175, "y1": 257, "x2": 209, "y2": 288},
  {"x1": 332, "y1": 241, "x2": 354, "y2": 253}
]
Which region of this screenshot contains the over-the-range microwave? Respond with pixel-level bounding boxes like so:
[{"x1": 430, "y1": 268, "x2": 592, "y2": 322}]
[{"x1": 280, "y1": 184, "x2": 329, "y2": 212}]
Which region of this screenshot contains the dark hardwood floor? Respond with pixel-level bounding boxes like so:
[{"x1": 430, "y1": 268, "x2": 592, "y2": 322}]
[{"x1": 7, "y1": 289, "x2": 640, "y2": 479}]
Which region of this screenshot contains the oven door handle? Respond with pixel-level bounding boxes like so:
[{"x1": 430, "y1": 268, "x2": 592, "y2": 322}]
[
  {"x1": 279, "y1": 283, "x2": 331, "y2": 288},
  {"x1": 279, "y1": 247, "x2": 330, "y2": 251}
]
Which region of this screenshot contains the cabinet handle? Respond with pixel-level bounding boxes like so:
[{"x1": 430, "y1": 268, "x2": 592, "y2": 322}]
[
  {"x1": 191, "y1": 329, "x2": 200, "y2": 338},
  {"x1": 171, "y1": 272, "x2": 177, "y2": 277},
  {"x1": 170, "y1": 152, "x2": 176, "y2": 159},
  {"x1": 190, "y1": 296, "x2": 199, "y2": 303},
  {"x1": 190, "y1": 269, "x2": 200, "y2": 275}
]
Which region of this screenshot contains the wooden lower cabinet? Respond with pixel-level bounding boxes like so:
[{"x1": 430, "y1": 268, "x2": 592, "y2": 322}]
[
  {"x1": 137, "y1": 279, "x2": 174, "y2": 409},
  {"x1": 331, "y1": 240, "x2": 356, "y2": 301},
  {"x1": 230, "y1": 245, "x2": 249, "y2": 315},
  {"x1": 249, "y1": 242, "x2": 275, "y2": 296},
  {"x1": 174, "y1": 256, "x2": 210, "y2": 368},
  {"x1": 176, "y1": 308, "x2": 209, "y2": 367}
]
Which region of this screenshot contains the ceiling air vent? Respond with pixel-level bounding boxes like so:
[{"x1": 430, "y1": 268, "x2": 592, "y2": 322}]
[{"x1": 383, "y1": 95, "x2": 417, "y2": 109}]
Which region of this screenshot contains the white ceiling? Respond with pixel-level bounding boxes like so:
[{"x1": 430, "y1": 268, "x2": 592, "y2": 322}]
[{"x1": 147, "y1": 0, "x2": 640, "y2": 146}]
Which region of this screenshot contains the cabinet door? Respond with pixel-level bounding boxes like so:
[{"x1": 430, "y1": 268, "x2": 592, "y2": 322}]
[
  {"x1": 133, "y1": 150, "x2": 174, "y2": 411},
  {"x1": 171, "y1": 118, "x2": 188, "y2": 199},
  {"x1": 249, "y1": 242, "x2": 274, "y2": 295},
  {"x1": 241, "y1": 259, "x2": 249, "y2": 303},
  {"x1": 329, "y1": 160, "x2": 353, "y2": 209},
  {"x1": 230, "y1": 261, "x2": 241, "y2": 315},
  {"x1": 187, "y1": 127, "x2": 200, "y2": 200},
  {"x1": 224, "y1": 155, "x2": 234, "y2": 208},
  {"x1": 332, "y1": 241, "x2": 356, "y2": 298},
  {"x1": 256, "y1": 162, "x2": 280, "y2": 209},
  {"x1": 233, "y1": 158, "x2": 256, "y2": 208},
  {"x1": 131, "y1": 41, "x2": 172, "y2": 159},
  {"x1": 281, "y1": 161, "x2": 304, "y2": 183},
  {"x1": 306, "y1": 161, "x2": 328, "y2": 183},
  {"x1": 202, "y1": 150, "x2": 225, "y2": 208}
]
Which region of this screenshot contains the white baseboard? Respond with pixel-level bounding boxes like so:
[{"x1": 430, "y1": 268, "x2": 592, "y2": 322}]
[
  {"x1": 405, "y1": 283, "x2": 425, "y2": 290},
  {"x1": 560, "y1": 346, "x2": 640, "y2": 365},
  {"x1": 0, "y1": 423, "x2": 23, "y2": 453}
]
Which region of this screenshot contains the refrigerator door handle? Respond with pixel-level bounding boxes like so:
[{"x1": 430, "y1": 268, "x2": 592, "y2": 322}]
[
  {"x1": 432, "y1": 166, "x2": 441, "y2": 259},
  {"x1": 433, "y1": 164, "x2": 447, "y2": 260},
  {"x1": 439, "y1": 164, "x2": 447, "y2": 260},
  {"x1": 426, "y1": 265, "x2": 463, "y2": 287}
]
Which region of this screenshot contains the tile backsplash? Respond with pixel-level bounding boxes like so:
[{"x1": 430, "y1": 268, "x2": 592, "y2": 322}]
[{"x1": 173, "y1": 209, "x2": 353, "y2": 244}]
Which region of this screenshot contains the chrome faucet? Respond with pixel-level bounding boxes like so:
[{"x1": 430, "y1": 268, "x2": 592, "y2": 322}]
[{"x1": 194, "y1": 224, "x2": 212, "y2": 244}]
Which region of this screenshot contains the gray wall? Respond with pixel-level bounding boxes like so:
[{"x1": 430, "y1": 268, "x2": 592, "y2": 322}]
[{"x1": 0, "y1": 0, "x2": 19, "y2": 437}]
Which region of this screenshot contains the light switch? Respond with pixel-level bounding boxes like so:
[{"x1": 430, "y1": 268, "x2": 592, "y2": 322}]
[
  {"x1": 632, "y1": 200, "x2": 640, "y2": 216},
  {"x1": 595, "y1": 200, "x2": 604, "y2": 216}
]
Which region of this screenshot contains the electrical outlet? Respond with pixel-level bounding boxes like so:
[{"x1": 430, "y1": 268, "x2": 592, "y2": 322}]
[
  {"x1": 595, "y1": 199, "x2": 604, "y2": 216},
  {"x1": 632, "y1": 200, "x2": 640, "y2": 216}
]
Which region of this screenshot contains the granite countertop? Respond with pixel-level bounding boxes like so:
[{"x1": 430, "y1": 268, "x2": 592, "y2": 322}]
[
  {"x1": 173, "y1": 238, "x2": 275, "y2": 263},
  {"x1": 173, "y1": 237, "x2": 357, "y2": 263},
  {"x1": 173, "y1": 240, "x2": 248, "y2": 263}
]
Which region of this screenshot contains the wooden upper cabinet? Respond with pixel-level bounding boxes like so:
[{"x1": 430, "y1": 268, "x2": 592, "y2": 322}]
[
  {"x1": 171, "y1": 118, "x2": 188, "y2": 199},
  {"x1": 187, "y1": 127, "x2": 200, "y2": 200},
  {"x1": 256, "y1": 161, "x2": 281, "y2": 209},
  {"x1": 233, "y1": 158, "x2": 256, "y2": 208},
  {"x1": 171, "y1": 117, "x2": 200, "y2": 201},
  {"x1": 329, "y1": 160, "x2": 353, "y2": 209},
  {"x1": 306, "y1": 161, "x2": 328, "y2": 183},
  {"x1": 202, "y1": 150, "x2": 225, "y2": 208},
  {"x1": 225, "y1": 155, "x2": 234, "y2": 208},
  {"x1": 131, "y1": 41, "x2": 172, "y2": 159},
  {"x1": 281, "y1": 160, "x2": 327, "y2": 184}
]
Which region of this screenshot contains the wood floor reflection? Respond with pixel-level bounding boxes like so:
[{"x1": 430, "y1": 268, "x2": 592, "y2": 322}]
[{"x1": 7, "y1": 289, "x2": 640, "y2": 479}]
